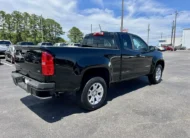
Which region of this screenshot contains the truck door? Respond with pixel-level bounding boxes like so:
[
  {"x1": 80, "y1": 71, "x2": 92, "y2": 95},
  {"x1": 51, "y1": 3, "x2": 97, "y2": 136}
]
[
  {"x1": 119, "y1": 33, "x2": 152, "y2": 80},
  {"x1": 130, "y1": 34, "x2": 153, "y2": 76}
]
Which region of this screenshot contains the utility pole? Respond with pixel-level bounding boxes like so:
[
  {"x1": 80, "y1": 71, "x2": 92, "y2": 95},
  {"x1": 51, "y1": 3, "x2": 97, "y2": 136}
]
[
  {"x1": 147, "y1": 24, "x2": 150, "y2": 44},
  {"x1": 99, "y1": 24, "x2": 102, "y2": 31},
  {"x1": 120, "y1": 0, "x2": 124, "y2": 32},
  {"x1": 91, "y1": 24, "x2": 92, "y2": 33},
  {"x1": 173, "y1": 11, "x2": 178, "y2": 51},
  {"x1": 41, "y1": 15, "x2": 44, "y2": 42},
  {"x1": 171, "y1": 21, "x2": 174, "y2": 45}
]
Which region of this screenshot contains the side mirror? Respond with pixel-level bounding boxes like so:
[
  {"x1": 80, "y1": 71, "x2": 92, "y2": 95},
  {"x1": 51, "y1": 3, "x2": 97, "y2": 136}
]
[{"x1": 149, "y1": 46, "x2": 156, "y2": 52}]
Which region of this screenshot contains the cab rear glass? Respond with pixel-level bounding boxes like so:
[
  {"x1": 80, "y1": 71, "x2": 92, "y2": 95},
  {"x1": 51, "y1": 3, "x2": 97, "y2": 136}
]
[{"x1": 82, "y1": 33, "x2": 117, "y2": 49}]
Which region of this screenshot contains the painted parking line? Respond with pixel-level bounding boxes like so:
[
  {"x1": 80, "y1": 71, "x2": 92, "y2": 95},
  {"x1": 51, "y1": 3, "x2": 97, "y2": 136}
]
[{"x1": 1, "y1": 61, "x2": 13, "y2": 67}]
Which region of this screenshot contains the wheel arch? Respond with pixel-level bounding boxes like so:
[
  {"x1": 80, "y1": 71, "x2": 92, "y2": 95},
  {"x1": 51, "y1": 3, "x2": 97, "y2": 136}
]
[
  {"x1": 81, "y1": 66, "x2": 111, "y2": 89},
  {"x1": 150, "y1": 59, "x2": 165, "y2": 74}
]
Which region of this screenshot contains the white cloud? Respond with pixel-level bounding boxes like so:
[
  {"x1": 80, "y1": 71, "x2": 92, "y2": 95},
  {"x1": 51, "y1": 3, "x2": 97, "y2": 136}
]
[
  {"x1": 0, "y1": 0, "x2": 189, "y2": 45},
  {"x1": 91, "y1": 0, "x2": 104, "y2": 8}
]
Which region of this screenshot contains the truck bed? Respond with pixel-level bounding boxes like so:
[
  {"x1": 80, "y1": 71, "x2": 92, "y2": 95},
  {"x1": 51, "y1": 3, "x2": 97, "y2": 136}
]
[{"x1": 14, "y1": 46, "x2": 121, "y2": 92}]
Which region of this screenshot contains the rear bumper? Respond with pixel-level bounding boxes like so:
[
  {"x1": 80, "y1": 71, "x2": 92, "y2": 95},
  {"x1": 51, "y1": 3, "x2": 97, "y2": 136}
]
[
  {"x1": 0, "y1": 52, "x2": 5, "y2": 59},
  {"x1": 12, "y1": 72, "x2": 55, "y2": 98}
]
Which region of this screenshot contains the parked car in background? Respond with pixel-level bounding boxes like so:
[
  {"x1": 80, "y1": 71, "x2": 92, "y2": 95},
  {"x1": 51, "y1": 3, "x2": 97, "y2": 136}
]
[
  {"x1": 0, "y1": 40, "x2": 12, "y2": 61},
  {"x1": 38, "y1": 42, "x2": 53, "y2": 46},
  {"x1": 162, "y1": 45, "x2": 175, "y2": 51},
  {"x1": 0, "y1": 40, "x2": 12, "y2": 46},
  {"x1": 17, "y1": 42, "x2": 34, "y2": 46},
  {"x1": 68, "y1": 43, "x2": 81, "y2": 47},
  {"x1": 174, "y1": 45, "x2": 186, "y2": 51},
  {"x1": 5, "y1": 45, "x2": 15, "y2": 64},
  {"x1": 12, "y1": 32, "x2": 165, "y2": 111},
  {"x1": 0, "y1": 46, "x2": 7, "y2": 62},
  {"x1": 54, "y1": 43, "x2": 67, "y2": 47},
  {"x1": 155, "y1": 46, "x2": 165, "y2": 51}
]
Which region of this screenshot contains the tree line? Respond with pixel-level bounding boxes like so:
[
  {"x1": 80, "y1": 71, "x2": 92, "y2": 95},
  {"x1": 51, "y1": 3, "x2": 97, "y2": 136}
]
[{"x1": 0, "y1": 11, "x2": 65, "y2": 44}]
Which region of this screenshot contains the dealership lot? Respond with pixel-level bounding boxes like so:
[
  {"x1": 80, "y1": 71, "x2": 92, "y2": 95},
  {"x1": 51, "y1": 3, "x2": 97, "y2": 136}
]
[{"x1": 0, "y1": 51, "x2": 190, "y2": 138}]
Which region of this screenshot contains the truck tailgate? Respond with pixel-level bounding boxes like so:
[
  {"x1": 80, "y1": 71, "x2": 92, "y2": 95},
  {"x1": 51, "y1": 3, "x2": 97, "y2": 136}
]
[{"x1": 14, "y1": 46, "x2": 46, "y2": 82}]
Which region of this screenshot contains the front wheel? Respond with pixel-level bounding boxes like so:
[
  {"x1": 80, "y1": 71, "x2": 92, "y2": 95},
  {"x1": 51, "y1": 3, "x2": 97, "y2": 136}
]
[
  {"x1": 77, "y1": 77, "x2": 107, "y2": 111},
  {"x1": 148, "y1": 64, "x2": 163, "y2": 84}
]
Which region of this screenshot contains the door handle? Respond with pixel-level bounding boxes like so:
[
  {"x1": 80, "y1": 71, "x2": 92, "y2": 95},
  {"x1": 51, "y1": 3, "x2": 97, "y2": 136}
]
[{"x1": 137, "y1": 54, "x2": 145, "y2": 58}]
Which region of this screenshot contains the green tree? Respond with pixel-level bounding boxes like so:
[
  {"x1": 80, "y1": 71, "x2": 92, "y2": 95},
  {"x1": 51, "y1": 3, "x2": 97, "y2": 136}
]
[
  {"x1": 44, "y1": 19, "x2": 54, "y2": 42},
  {"x1": 5, "y1": 13, "x2": 14, "y2": 41},
  {"x1": 0, "y1": 10, "x2": 64, "y2": 44},
  {"x1": 29, "y1": 14, "x2": 40, "y2": 44},
  {"x1": 67, "y1": 27, "x2": 83, "y2": 43},
  {"x1": 12, "y1": 11, "x2": 23, "y2": 43},
  {"x1": 0, "y1": 11, "x2": 6, "y2": 40},
  {"x1": 55, "y1": 37, "x2": 65, "y2": 43},
  {"x1": 21, "y1": 12, "x2": 30, "y2": 41},
  {"x1": 44, "y1": 19, "x2": 64, "y2": 43},
  {"x1": 53, "y1": 22, "x2": 64, "y2": 42}
]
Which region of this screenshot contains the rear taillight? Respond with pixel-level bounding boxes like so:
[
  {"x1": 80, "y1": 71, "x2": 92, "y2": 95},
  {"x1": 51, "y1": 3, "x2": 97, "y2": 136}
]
[
  {"x1": 41, "y1": 52, "x2": 54, "y2": 76},
  {"x1": 93, "y1": 32, "x2": 104, "y2": 36}
]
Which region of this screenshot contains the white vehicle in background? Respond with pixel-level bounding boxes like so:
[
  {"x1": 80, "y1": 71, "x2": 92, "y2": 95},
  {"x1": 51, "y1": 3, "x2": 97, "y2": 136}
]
[
  {"x1": 5, "y1": 45, "x2": 16, "y2": 64},
  {"x1": 37, "y1": 42, "x2": 53, "y2": 46},
  {"x1": 68, "y1": 43, "x2": 81, "y2": 47},
  {"x1": 0, "y1": 40, "x2": 12, "y2": 63},
  {"x1": 156, "y1": 46, "x2": 165, "y2": 51},
  {"x1": 0, "y1": 40, "x2": 12, "y2": 47},
  {"x1": 54, "y1": 43, "x2": 68, "y2": 47}
]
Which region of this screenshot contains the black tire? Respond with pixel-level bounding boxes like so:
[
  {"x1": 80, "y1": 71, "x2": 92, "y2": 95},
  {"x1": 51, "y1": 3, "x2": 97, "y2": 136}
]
[
  {"x1": 148, "y1": 64, "x2": 163, "y2": 84},
  {"x1": 77, "y1": 77, "x2": 107, "y2": 111},
  {"x1": 11, "y1": 56, "x2": 14, "y2": 64},
  {"x1": 5, "y1": 55, "x2": 8, "y2": 61}
]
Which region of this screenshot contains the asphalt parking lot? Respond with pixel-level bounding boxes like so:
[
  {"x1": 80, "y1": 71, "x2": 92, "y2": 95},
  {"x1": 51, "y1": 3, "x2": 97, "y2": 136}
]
[{"x1": 0, "y1": 51, "x2": 190, "y2": 138}]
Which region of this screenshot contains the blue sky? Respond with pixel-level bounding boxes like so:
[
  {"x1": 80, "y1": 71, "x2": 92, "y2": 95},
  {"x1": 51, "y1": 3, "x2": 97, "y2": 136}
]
[{"x1": 0, "y1": 0, "x2": 190, "y2": 45}]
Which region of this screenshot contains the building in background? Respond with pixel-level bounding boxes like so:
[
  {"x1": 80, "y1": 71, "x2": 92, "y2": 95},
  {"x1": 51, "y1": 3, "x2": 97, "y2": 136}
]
[
  {"x1": 158, "y1": 37, "x2": 182, "y2": 46},
  {"x1": 182, "y1": 28, "x2": 190, "y2": 49}
]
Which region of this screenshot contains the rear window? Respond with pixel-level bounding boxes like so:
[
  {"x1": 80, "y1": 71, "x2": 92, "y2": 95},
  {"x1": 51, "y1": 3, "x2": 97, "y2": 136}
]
[
  {"x1": 82, "y1": 33, "x2": 117, "y2": 48},
  {"x1": 60, "y1": 43, "x2": 67, "y2": 46},
  {"x1": 20, "y1": 42, "x2": 34, "y2": 45},
  {"x1": 0, "y1": 41, "x2": 11, "y2": 45},
  {"x1": 74, "y1": 44, "x2": 80, "y2": 46},
  {"x1": 42, "y1": 43, "x2": 52, "y2": 46}
]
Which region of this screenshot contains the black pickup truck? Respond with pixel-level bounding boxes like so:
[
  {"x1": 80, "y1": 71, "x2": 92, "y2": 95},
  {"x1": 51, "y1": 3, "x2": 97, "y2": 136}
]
[{"x1": 12, "y1": 32, "x2": 165, "y2": 110}]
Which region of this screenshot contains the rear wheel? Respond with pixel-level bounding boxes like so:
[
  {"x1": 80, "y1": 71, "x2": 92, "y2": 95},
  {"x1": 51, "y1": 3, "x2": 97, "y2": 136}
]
[
  {"x1": 77, "y1": 77, "x2": 107, "y2": 111},
  {"x1": 148, "y1": 64, "x2": 163, "y2": 84},
  {"x1": 11, "y1": 56, "x2": 14, "y2": 64},
  {"x1": 5, "y1": 55, "x2": 8, "y2": 61}
]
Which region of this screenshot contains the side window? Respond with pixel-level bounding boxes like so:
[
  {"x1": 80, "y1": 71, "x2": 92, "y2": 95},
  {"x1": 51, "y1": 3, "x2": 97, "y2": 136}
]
[
  {"x1": 132, "y1": 35, "x2": 148, "y2": 51},
  {"x1": 82, "y1": 35, "x2": 116, "y2": 48},
  {"x1": 120, "y1": 34, "x2": 132, "y2": 50}
]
